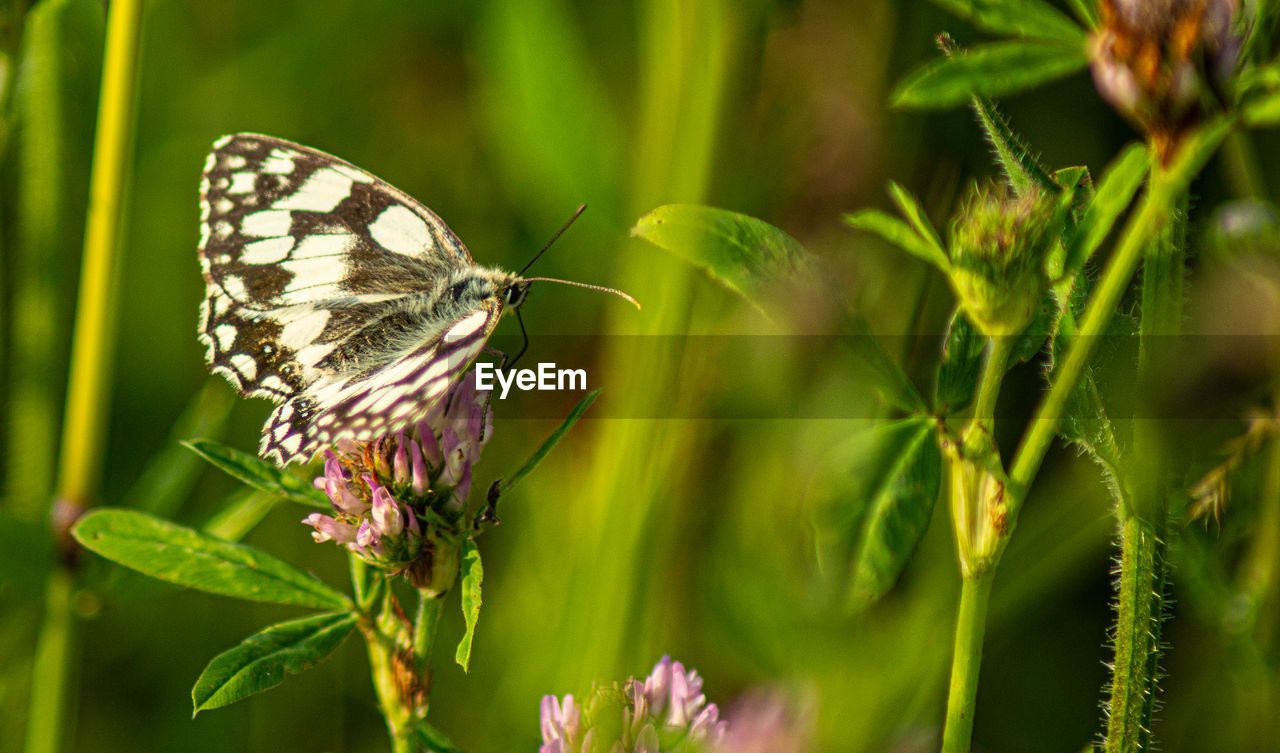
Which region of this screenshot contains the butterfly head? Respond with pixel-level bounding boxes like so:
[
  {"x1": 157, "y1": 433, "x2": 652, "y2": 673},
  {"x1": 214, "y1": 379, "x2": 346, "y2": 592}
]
[{"x1": 503, "y1": 279, "x2": 532, "y2": 309}]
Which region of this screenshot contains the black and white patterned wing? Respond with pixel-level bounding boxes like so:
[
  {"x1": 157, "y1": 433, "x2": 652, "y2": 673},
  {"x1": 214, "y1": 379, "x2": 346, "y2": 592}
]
[
  {"x1": 261, "y1": 303, "x2": 501, "y2": 466},
  {"x1": 197, "y1": 133, "x2": 496, "y2": 465},
  {"x1": 197, "y1": 133, "x2": 474, "y2": 400}
]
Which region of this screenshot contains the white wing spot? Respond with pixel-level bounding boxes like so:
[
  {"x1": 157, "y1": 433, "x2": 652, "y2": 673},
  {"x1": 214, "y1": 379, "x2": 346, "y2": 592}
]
[
  {"x1": 215, "y1": 198, "x2": 234, "y2": 214},
  {"x1": 212, "y1": 365, "x2": 242, "y2": 389},
  {"x1": 221, "y1": 275, "x2": 247, "y2": 300},
  {"x1": 228, "y1": 172, "x2": 257, "y2": 194},
  {"x1": 214, "y1": 221, "x2": 233, "y2": 240},
  {"x1": 273, "y1": 168, "x2": 353, "y2": 212},
  {"x1": 279, "y1": 433, "x2": 303, "y2": 456},
  {"x1": 213, "y1": 324, "x2": 237, "y2": 351},
  {"x1": 291, "y1": 232, "x2": 355, "y2": 261},
  {"x1": 230, "y1": 353, "x2": 258, "y2": 381},
  {"x1": 280, "y1": 308, "x2": 331, "y2": 350},
  {"x1": 262, "y1": 149, "x2": 296, "y2": 175},
  {"x1": 369, "y1": 205, "x2": 433, "y2": 255},
  {"x1": 242, "y1": 210, "x2": 292, "y2": 238},
  {"x1": 242, "y1": 236, "x2": 295, "y2": 265},
  {"x1": 260, "y1": 375, "x2": 291, "y2": 395},
  {"x1": 443, "y1": 310, "x2": 489, "y2": 343},
  {"x1": 225, "y1": 154, "x2": 247, "y2": 170}
]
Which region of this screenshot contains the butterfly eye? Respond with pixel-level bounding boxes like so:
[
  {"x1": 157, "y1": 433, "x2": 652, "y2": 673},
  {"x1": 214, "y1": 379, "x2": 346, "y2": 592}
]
[{"x1": 505, "y1": 285, "x2": 527, "y2": 307}]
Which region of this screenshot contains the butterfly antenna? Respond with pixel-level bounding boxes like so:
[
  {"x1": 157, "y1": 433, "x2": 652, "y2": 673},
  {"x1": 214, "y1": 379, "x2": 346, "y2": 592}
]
[
  {"x1": 521, "y1": 277, "x2": 641, "y2": 309},
  {"x1": 519, "y1": 204, "x2": 588, "y2": 276},
  {"x1": 509, "y1": 308, "x2": 530, "y2": 371}
]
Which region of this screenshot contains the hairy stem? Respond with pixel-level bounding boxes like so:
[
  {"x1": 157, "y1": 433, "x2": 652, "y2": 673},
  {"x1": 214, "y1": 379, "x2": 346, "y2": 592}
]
[{"x1": 1104, "y1": 190, "x2": 1185, "y2": 752}]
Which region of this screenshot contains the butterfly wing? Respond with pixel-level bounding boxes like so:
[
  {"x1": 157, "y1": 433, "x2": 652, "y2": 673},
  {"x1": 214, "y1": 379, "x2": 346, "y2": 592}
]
[
  {"x1": 261, "y1": 303, "x2": 501, "y2": 466},
  {"x1": 197, "y1": 133, "x2": 503, "y2": 466}
]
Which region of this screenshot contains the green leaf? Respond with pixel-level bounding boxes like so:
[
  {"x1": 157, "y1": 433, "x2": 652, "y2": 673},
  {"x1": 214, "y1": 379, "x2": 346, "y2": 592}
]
[
  {"x1": 843, "y1": 209, "x2": 949, "y2": 271},
  {"x1": 893, "y1": 40, "x2": 1088, "y2": 110},
  {"x1": 632, "y1": 203, "x2": 823, "y2": 316},
  {"x1": 811, "y1": 418, "x2": 942, "y2": 610},
  {"x1": 454, "y1": 538, "x2": 483, "y2": 671},
  {"x1": 72, "y1": 508, "x2": 351, "y2": 610},
  {"x1": 1244, "y1": 86, "x2": 1280, "y2": 127},
  {"x1": 184, "y1": 439, "x2": 329, "y2": 509},
  {"x1": 191, "y1": 611, "x2": 356, "y2": 714},
  {"x1": 636, "y1": 204, "x2": 925, "y2": 412},
  {"x1": 932, "y1": 0, "x2": 1085, "y2": 42},
  {"x1": 971, "y1": 95, "x2": 1057, "y2": 195},
  {"x1": 501, "y1": 390, "x2": 598, "y2": 495},
  {"x1": 934, "y1": 309, "x2": 986, "y2": 414},
  {"x1": 888, "y1": 181, "x2": 946, "y2": 254},
  {"x1": 1066, "y1": 143, "x2": 1148, "y2": 273}
]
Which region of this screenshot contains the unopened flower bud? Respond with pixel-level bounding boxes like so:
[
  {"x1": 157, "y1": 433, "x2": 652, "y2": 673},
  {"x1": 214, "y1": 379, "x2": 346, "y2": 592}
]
[{"x1": 947, "y1": 183, "x2": 1057, "y2": 337}]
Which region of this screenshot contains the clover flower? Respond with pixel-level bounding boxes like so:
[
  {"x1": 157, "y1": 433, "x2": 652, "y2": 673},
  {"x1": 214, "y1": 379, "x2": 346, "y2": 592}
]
[
  {"x1": 539, "y1": 657, "x2": 809, "y2": 753},
  {"x1": 302, "y1": 372, "x2": 492, "y2": 591},
  {"x1": 1090, "y1": 0, "x2": 1241, "y2": 159}
]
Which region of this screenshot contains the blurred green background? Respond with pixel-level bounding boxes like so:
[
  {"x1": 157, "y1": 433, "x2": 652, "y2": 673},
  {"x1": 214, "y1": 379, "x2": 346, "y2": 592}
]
[{"x1": 2, "y1": 0, "x2": 1278, "y2": 751}]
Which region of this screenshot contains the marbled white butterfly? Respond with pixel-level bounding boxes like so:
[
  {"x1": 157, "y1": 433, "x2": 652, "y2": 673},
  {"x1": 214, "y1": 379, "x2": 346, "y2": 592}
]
[{"x1": 198, "y1": 134, "x2": 635, "y2": 467}]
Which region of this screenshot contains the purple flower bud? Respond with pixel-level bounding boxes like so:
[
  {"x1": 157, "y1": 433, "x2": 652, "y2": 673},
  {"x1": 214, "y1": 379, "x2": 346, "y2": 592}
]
[
  {"x1": 393, "y1": 434, "x2": 411, "y2": 485},
  {"x1": 410, "y1": 440, "x2": 430, "y2": 496},
  {"x1": 418, "y1": 421, "x2": 442, "y2": 467},
  {"x1": 371, "y1": 484, "x2": 405, "y2": 537},
  {"x1": 302, "y1": 513, "x2": 358, "y2": 544}
]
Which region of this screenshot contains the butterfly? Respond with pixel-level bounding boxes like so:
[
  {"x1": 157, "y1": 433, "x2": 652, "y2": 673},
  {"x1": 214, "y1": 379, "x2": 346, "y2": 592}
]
[{"x1": 197, "y1": 133, "x2": 635, "y2": 467}]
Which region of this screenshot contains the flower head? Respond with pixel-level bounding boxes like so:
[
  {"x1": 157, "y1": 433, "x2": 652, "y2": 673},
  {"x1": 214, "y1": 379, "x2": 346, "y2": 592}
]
[
  {"x1": 1089, "y1": 0, "x2": 1241, "y2": 160},
  {"x1": 538, "y1": 656, "x2": 817, "y2": 753},
  {"x1": 302, "y1": 372, "x2": 492, "y2": 589}
]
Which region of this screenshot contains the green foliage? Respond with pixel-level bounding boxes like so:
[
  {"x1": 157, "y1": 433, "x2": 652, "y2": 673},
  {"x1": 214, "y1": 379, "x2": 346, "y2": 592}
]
[
  {"x1": 930, "y1": 0, "x2": 1084, "y2": 42},
  {"x1": 632, "y1": 203, "x2": 824, "y2": 315},
  {"x1": 636, "y1": 203, "x2": 925, "y2": 412},
  {"x1": 71, "y1": 508, "x2": 351, "y2": 610},
  {"x1": 182, "y1": 439, "x2": 329, "y2": 510},
  {"x1": 499, "y1": 390, "x2": 599, "y2": 496},
  {"x1": 454, "y1": 538, "x2": 483, "y2": 672},
  {"x1": 892, "y1": 40, "x2": 1088, "y2": 110},
  {"x1": 811, "y1": 418, "x2": 942, "y2": 610},
  {"x1": 1065, "y1": 144, "x2": 1149, "y2": 275},
  {"x1": 191, "y1": 611, "x2": 357, "y2": 715}
]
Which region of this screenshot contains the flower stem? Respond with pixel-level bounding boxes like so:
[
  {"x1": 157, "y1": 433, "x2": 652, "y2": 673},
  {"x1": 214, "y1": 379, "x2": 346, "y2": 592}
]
[
  {"x1": 941, "y1": 572, "x2": 994, "y2": 753},
  {"x1": 1102, "y1": 184, "x2": 1185, "y2": 753},
  {"x1": 973, "y1": 336, "x2": 1012, "y2": 425}
]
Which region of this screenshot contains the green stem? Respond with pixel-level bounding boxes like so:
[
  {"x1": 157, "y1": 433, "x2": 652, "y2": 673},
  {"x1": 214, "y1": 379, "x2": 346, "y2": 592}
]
[
  {"x1": 1103, "y1": 184, "x2": 1185, "y2": 753},
  {"x1": 1007, "y1": 177, "x2": 1170, "y2": 516},
  {"x1": 414, "y1": 592, "x2": 444, "y2": 678},
  {"x1": 973, "y1": 336, "x2": 1013, "y2": 425},
  {"x1": 1104, "y1": 516, "x2": 1168, "y2": 753},
  {"x1": 55, "y1": 0, "x2": 142, "y2": 510},
  {"x1": 26, "y1": 3, "x2": 143, "y2": 753},
  {"x1": 941, "y1": 572, "x2": 994, "y2": 753},
  {"x1": 23, "y1": 570, "x2": 76, "y2": 753},
  {"x1": 366, "y1": 594, "x2": 416, "y2": 753}
]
